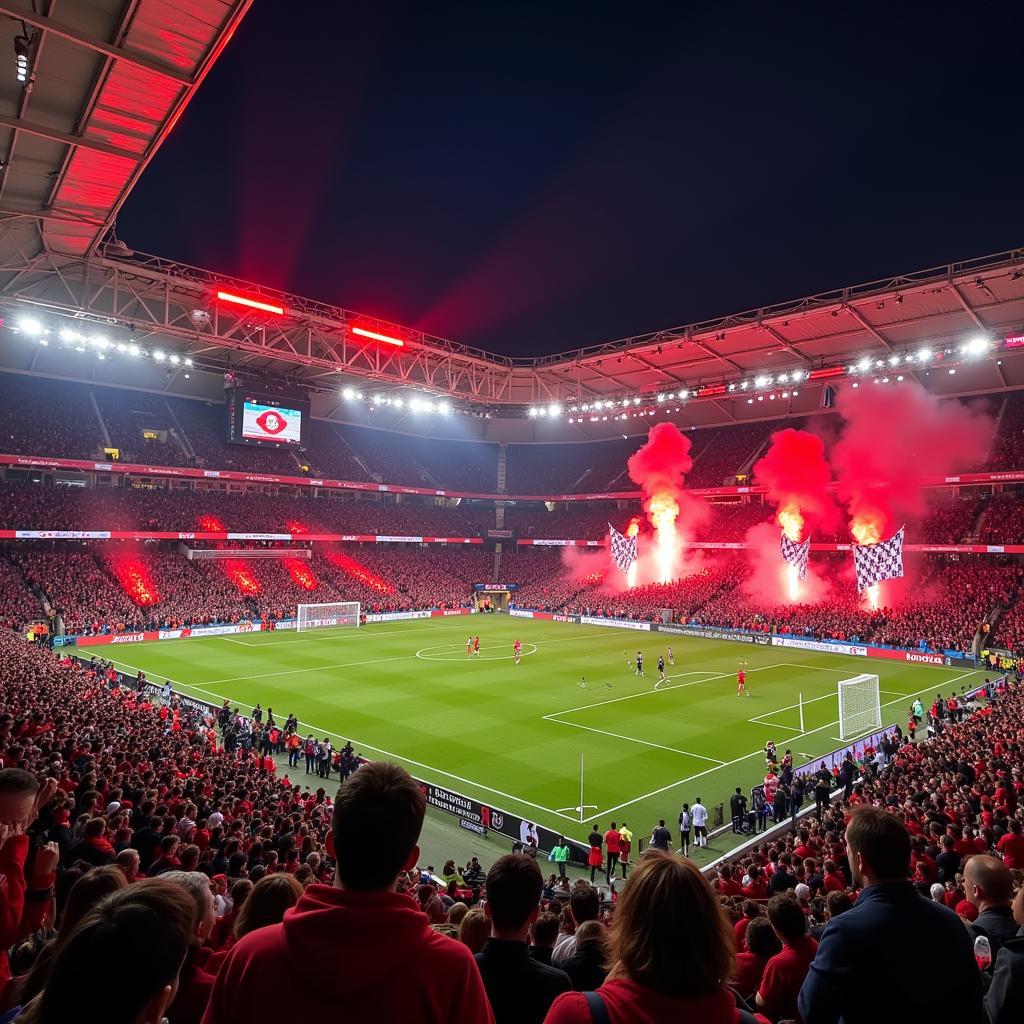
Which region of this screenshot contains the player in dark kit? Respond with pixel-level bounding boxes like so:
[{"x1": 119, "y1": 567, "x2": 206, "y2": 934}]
[
  {"x1": 635, "y1": 651, "x2": 644, "y2": 677},
  {"x1": 655, "y1": 655, "x2": 667, "y2": 690}
]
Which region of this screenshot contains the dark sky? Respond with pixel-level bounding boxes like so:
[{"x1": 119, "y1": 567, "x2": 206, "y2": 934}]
[{"x1": 119, "y1": 2, "x2": 1024, "y2": 358}]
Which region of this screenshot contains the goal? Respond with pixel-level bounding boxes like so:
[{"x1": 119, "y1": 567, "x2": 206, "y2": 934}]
[
  {"x1": 296, "y1": 602, "x2": 361, "y2": 632},
  {"x1": 837, "y1": 673, "x2": 882, "y2": 740}
]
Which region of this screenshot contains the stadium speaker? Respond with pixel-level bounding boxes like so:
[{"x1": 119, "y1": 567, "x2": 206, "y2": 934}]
[{"x1": 820, "y1": 385, "x2": 836, "y2": 409}]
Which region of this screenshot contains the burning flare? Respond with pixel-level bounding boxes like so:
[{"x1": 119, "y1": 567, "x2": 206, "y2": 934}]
[{"x1": 648, "y1": 492, "x2": 679, "y2": 584}]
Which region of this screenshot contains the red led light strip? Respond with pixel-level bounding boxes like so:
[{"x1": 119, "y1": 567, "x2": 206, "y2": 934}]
[
  {"x1": 216, "y1": 290, "x2": 285, "y2": 315},
  {"x1": 350, "y1": 326, "x2": 405, "y2": 347}
]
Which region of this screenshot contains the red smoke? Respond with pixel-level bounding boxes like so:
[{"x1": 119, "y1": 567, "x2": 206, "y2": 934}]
[
  {"x1": 831, "y1": 381, "x2": 994, "y2": 541},
  {"x1": 627, "y1": 422, "x2": 706, "y2": 583},
  {"x1": 753, "y1": 428, "x2": 840, "y2": 542}
]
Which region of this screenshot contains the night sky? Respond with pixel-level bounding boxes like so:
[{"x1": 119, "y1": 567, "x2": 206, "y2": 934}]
[{"x1": 119, "y1": 3, "x2": 1024, "y2": 358}]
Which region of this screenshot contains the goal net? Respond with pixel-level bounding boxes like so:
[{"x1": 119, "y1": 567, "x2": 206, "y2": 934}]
[
  {"x1": 296, "y1": 602, "x2": 361, "y2": 631},
  {"x1": 837, "y1": 673, "x2": 882, "y2": 739}
]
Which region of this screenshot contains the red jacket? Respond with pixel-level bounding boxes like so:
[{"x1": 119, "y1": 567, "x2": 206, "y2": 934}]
[
  {"x1": 545, "y1": 979, "x2": 768, "y2": 1024},
  {"x1": 0, "y1": 836, "x2": 54, "y2": 989},
  {"x1": 201, "y1": 884, "x2": 494, "y2": 1024}
]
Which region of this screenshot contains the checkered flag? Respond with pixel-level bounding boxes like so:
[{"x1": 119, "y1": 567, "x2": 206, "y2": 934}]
[
  {"x1": 780, "y1": 532, "x2": 810, "y2": 580},
  {"x1": 853, "y1": 526, "x2": 905, "y2": 593},
  {"x1": 608, "y1": 523, "x2": 638, "y2": 573}
]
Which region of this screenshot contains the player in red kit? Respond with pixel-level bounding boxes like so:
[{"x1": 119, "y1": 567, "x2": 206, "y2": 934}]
[
  {"x1": 513, "y1": 639, "x2": 522, "y2": 665},
  {"x1": 737, "y1": 665, "x2": 749, "y2": 697},
  {"x1": 473, "y1": 636, "x2": 480, "y2": 657}
]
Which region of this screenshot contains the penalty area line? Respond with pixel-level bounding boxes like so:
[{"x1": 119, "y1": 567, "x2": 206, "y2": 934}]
[
  {"x1": 586, "y1": 669, "x2": 986, "y2": 821},
  {"x1": 105, "y1": 657, "x2": 584, "y2": 826}
]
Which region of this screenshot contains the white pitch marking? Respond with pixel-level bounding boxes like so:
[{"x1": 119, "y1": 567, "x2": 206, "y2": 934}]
[
  {"x1": 104, "y1": 657, "x2": 583, "y2": 824},
  {"x1": 586, "y1": 670, "x2": 985, "y2": 820},
  {"x1": 549, "y1": 719, "x2": 726, "y2": 763}
]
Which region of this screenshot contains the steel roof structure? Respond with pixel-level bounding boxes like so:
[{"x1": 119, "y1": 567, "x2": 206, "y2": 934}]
[
  {"x1": 0, "y1": 0, "x2": 250, "y2": 257},
  {"x1": 0, "y1": 1, "x2": 1022, "y2": 439}
]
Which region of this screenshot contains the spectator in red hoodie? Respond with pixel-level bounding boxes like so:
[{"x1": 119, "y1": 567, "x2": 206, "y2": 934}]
[{"x1": 202, "y1": 760, "x2": 494, "y2": 1024}]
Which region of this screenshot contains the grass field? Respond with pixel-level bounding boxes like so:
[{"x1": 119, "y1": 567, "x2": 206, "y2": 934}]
[{"x1": 104, "y1": 616, "x2": 983, "y2": 854}]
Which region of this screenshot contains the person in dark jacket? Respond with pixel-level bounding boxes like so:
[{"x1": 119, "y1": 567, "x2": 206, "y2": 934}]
[
  {"x1": 560, "y1": 920, "x2": 608, "y2": 991},
  {"x1": 529, "y1": 911, "x2": 560, "y2": 967},
  {"x1": 985, "y1": 884, "x2": 1024, "y2": 1024},
  {"x1": 965, "y1": 855, "x2": 1019, "y2": 964},
  {"x1": 475, "y1": 854, "x2": 569, "y2": 1024},
  {"x1": 798, "y1": 805, "x2": 984, "y2": 1024}
]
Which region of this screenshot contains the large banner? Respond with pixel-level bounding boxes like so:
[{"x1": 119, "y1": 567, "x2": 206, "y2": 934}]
[
  {"x1": 771, "y1": 635, "x2": 868, "y2": 657},
  {"x1": 579, "y1": 615, "x2": 652, "y2": 631}
]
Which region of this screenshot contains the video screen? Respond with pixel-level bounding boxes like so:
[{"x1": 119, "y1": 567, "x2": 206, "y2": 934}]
[{"x1": 227, "y1": 391, "x2": 309, "y2": 447}]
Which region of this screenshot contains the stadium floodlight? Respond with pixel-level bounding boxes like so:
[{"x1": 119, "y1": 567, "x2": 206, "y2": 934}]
[
  {"x1": 727, "y1": 383, "x2": 736, "y2": 392},
  {"x1": 777, "y1": 372, "x2": 789, "y2": 383},
  {"x1": 548, "y1": 403, "x2": 562, "y2": 417},
  {"x1": 528, "y1": 407, "x2": 538, "y2": 417},
  {"x1": 754, "y1": 375, "x2": 769, "y2": 388},
  {"x1": 740, "y1": 380, "x2": 749, "y2": 389},
  {"x1": 679, "y1": 389, "x2": 688, "y2": 400},
  {"x1": 632, "y1": 397, "x2": 641, "y2": 406},
  {"x1": 342, "y1": 387, "x2": 355, "y2": 399},
  {"x1": 184, "y1": 357, "x2": 193, "y2": 367},
  {"x1": 656, "y1": 394, "x2": 665, "y2": 403},
  {"x1": 127, "y1": 343, "x2": 140, "y2": 356},
  {"x1": 888, "y1": 355, "x2": 900, "y2": 366},
  {"x1": 17, "y1": 316, "x2": 43, "y2": 336},
  {"x1": 856, "y1": 357, "x2": 871, "y2": 372},
  {"x1": 964, "y1": 334, "x2": 990, "y2": 356},
  {"x1": 91, "y1": 336, "x2": 109, "y2": 350},
  {"x1": 437, "y1": 400, "x2": 450, "y2": 415},
  {"x1": 393, "y1": 397, "x2": 405, "y2": 408},
  {"x1": 153, "y1": 349, "x2": 165, "y2": 361},
  {"x1": 14, "y1": 35, "x2": 31, "y2": 84},
  {"x1": 169, "y1": 354, "x2": 180, "y2": 364}
]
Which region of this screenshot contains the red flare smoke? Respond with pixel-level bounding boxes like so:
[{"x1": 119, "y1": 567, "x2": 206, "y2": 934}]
[
  {"x1": 627, "y1": 423, "x2": 695, "y2": 582},
  {"x1": 753, "y1": 428, "x2": 840, "y2": 542},
  {"x1": 109, "y1": 556, "x2": 160, "y2": 607},
  {"x1": 285, "y1": 559, "x2": 318, "y2": 591},
  {"x1": 198, "y1": 514, "x2": 225, "y2": 532},
  {"x1": 223, "y1": 561, "x2": 261, "y2": 596},
  {"x1": 323, "y1": 549, "x2": 396, "y2": 595},
  {"x1": 831, "y1": 381, "x2": 994, "y2": 541}
]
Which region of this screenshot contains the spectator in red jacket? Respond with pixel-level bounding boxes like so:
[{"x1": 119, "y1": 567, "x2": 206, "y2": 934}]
[
  {"x1": 544, "y1": 852, "x2": 761, "y2": 1024},
  {"x1": 756, "y1": 894, "x2": 818, "y2": 1022},
  {"x1": 202, "y1": 760, "x2": 494, "y2": 1024},
  {"x1": 0, "y1": 769, "x2": 58, "y2": 988}
]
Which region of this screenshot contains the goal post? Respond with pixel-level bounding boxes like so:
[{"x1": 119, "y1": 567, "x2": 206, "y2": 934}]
[
  {"x1": 296, "y1": 602, "x2": 361, "y2": 631},
  {"x1": 837, "y1": 673, "x2": 882, "y2": 739}
]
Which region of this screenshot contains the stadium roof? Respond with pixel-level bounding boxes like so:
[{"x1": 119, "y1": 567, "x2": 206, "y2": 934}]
[
  {"x1": 0, "y1": 2, "x2": 1020, "y2": 436},
  {"x1": 0, "y1": 0, "x2": 250, "y2": 258}
]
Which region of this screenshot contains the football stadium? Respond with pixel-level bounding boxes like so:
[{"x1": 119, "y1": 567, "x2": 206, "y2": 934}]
[{"x1": 0, "y1": 4, "x2": 1023, "y2": 1023}]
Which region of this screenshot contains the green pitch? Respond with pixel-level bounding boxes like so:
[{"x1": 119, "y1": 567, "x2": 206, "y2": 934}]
[{"x1": 105, "y1": 617, "x2": 984, "y2": 857}]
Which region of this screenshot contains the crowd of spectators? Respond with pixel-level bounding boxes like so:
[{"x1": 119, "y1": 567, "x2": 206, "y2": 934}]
[
  {"x1": 0, "y1": 481, "x2": 492, "y2": 538},
  {"x1": 1, "y1": 625, "x2": 1023, "y2": 1023}
]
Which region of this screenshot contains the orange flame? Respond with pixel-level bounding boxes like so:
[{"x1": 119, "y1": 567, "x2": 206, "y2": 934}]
[
  {"x1": 850, "y1": 513, "x2": 884, "y2": 546},
  {"x1": 778, "y1": 504, "x2": 804, "y2": 543},
  {"x1": 625, "y1": 516, "x2": 641, "y2": 539},
  {"x1": 648, "y1": 491, "x2": 679, "y2": 583}
]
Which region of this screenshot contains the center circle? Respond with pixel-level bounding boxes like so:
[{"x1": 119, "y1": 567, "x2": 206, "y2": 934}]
[{"x1": 415, "y1": 642, "x2": 538, "y2": 662}]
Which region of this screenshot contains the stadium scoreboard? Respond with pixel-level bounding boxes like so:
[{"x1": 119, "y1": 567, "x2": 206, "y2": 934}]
[{"x1": 226, "y1": 388, "x2": 310, "y2": 448}]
